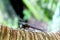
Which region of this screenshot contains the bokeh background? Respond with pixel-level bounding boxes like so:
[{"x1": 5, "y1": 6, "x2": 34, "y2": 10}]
[{"x1": 0, "y1": 0, "x2": 60, "y2": 32}]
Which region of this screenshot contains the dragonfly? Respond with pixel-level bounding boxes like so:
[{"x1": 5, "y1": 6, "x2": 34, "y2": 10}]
[{"x1": 18, "y1": 18, "x2": 45, "y2": 32}]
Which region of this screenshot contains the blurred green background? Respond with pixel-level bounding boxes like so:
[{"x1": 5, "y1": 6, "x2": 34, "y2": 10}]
[{"x1": 0, "y1": 0, "x2": 60, "y2": 32}]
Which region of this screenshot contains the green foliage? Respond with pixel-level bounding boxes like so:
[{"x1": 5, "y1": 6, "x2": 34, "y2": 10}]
[
  {"x1": 44, "y1": 8, "x2": 54, "y2": 20},
  {"x1": 23, "y1": 9, "x2": 31, "y2": 20},
  {"x1": 23, "y1": 0, "x2": 58, "y2": 22}
]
